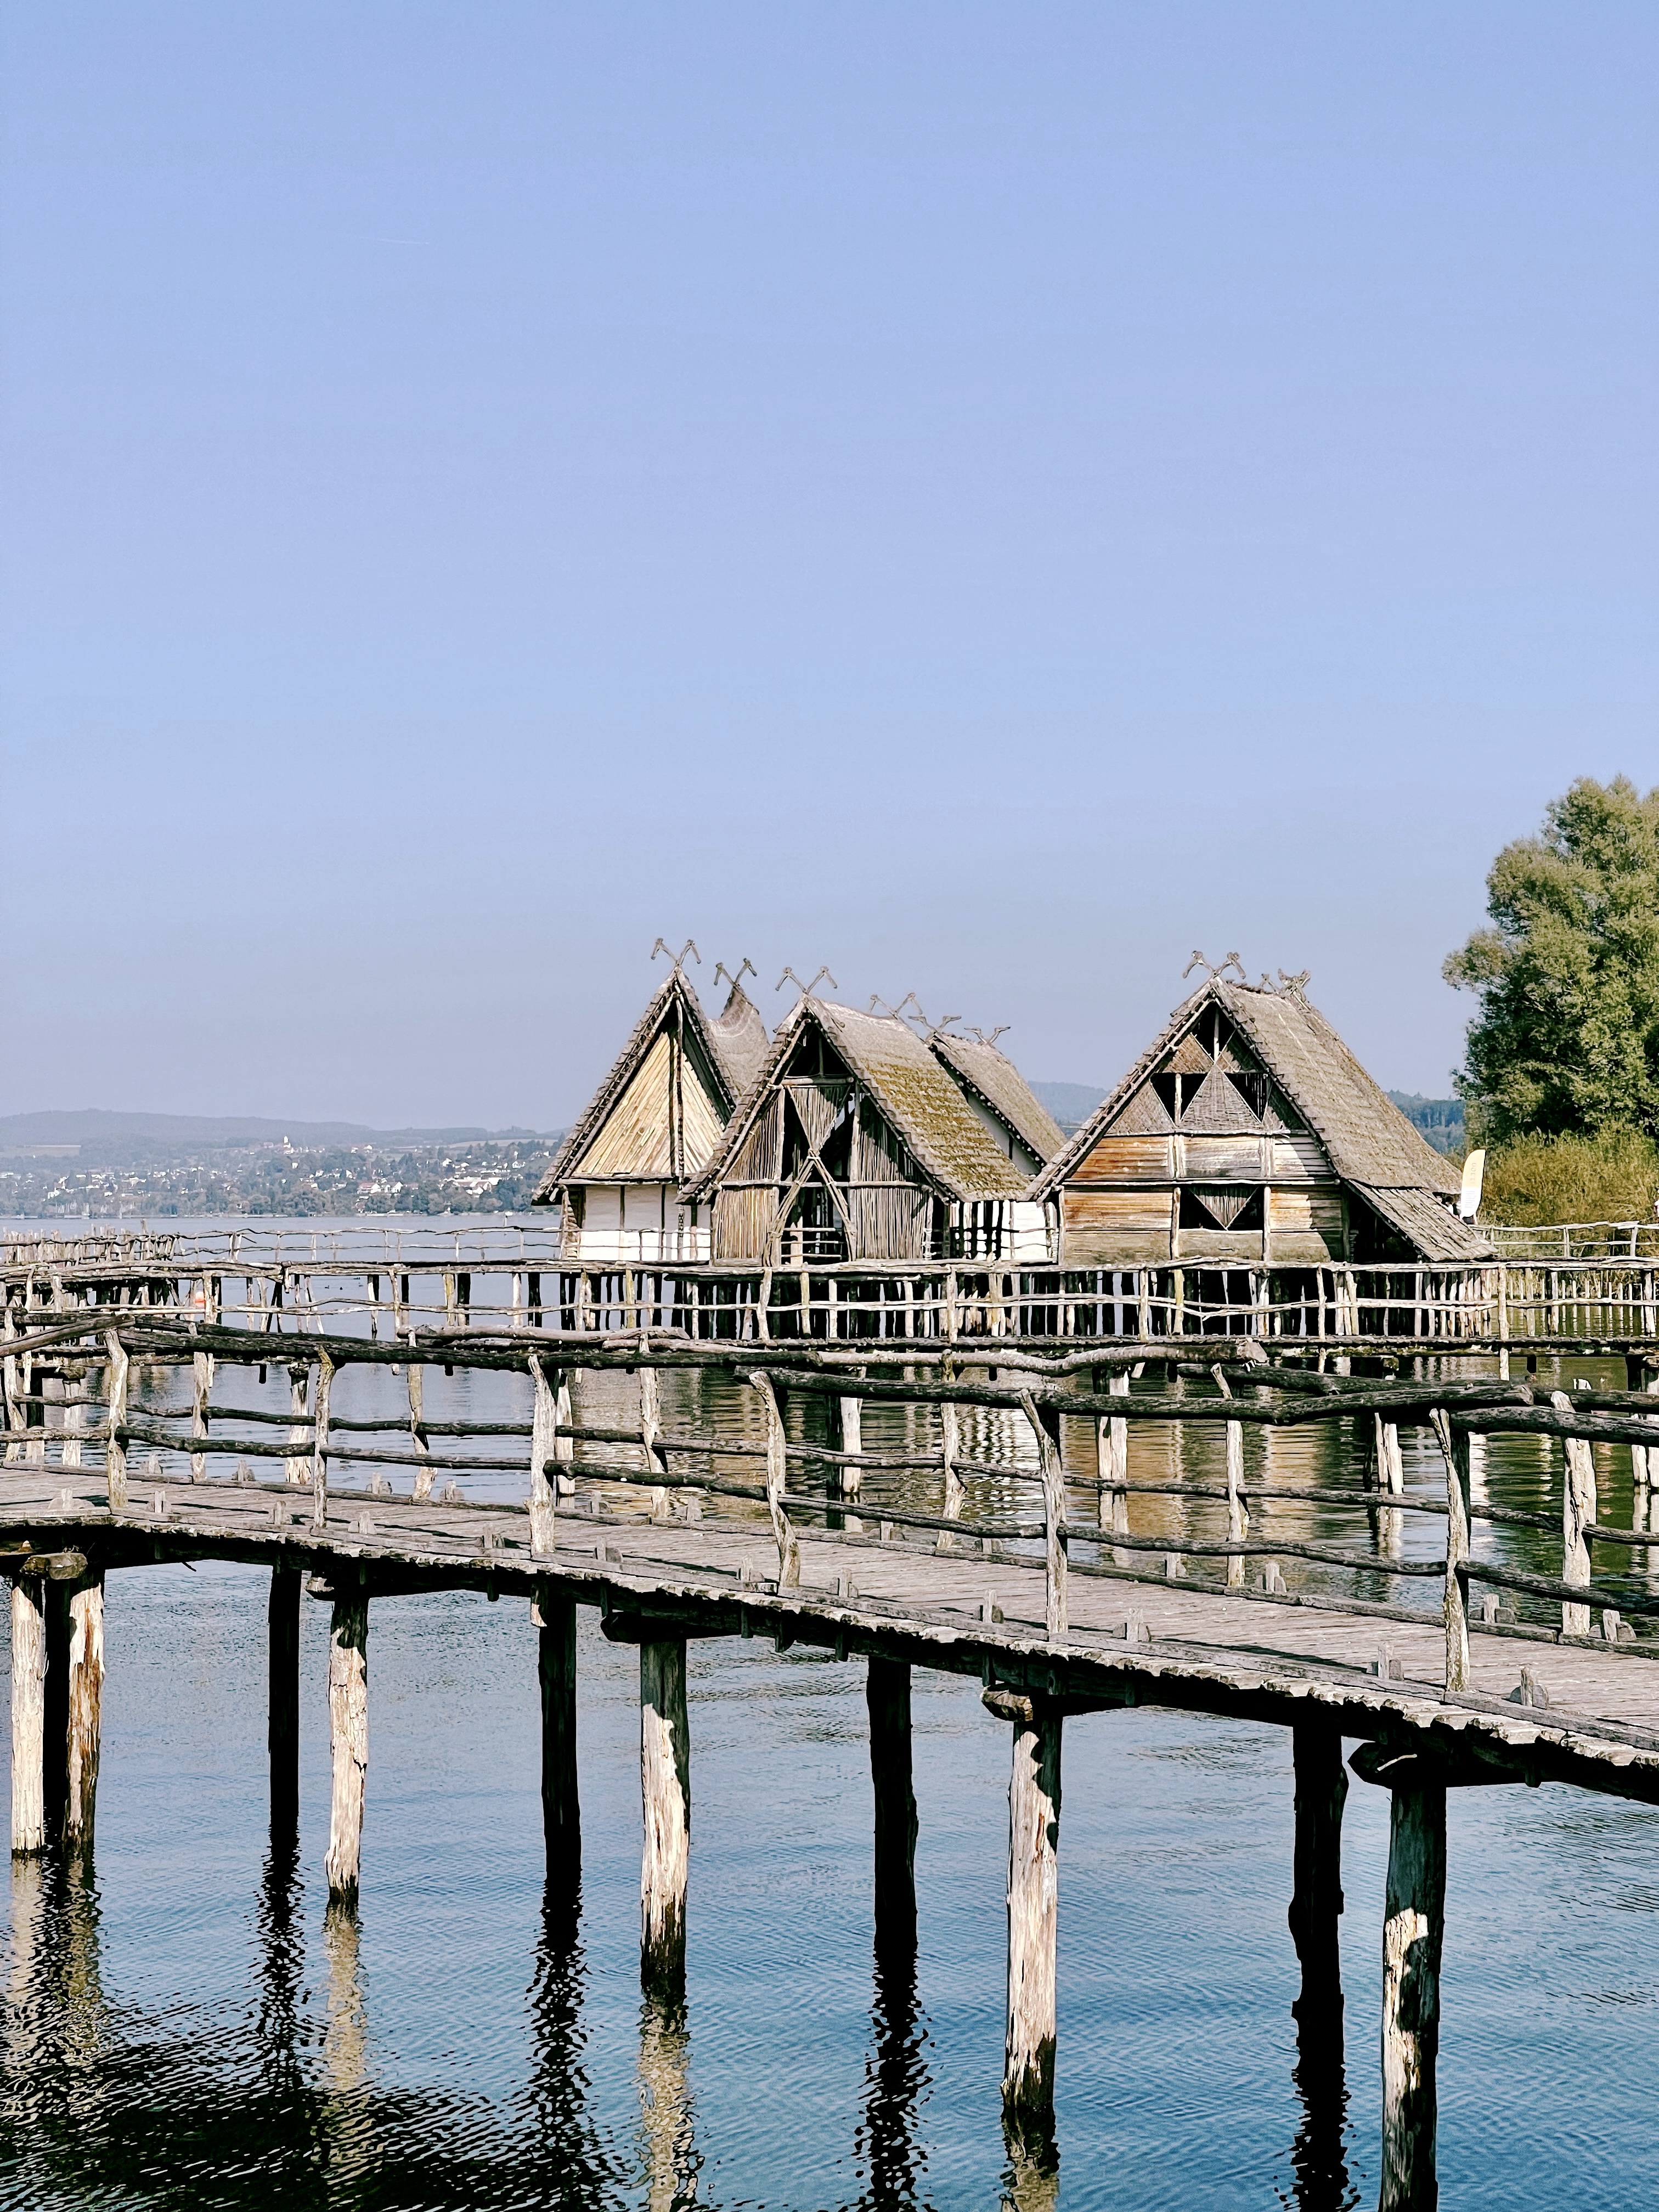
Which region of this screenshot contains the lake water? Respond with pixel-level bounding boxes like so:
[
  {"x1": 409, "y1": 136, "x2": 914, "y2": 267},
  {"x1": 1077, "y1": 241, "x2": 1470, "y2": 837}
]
[{"x1": 3, "y1": 1225, "x2": 1657, "y2": 2208}]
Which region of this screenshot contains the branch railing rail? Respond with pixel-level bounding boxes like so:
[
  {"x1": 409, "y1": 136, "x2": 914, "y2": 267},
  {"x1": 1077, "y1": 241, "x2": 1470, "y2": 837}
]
[{"x1": 8, "y1": 1311, "x2": 1659, "y2": 1692}]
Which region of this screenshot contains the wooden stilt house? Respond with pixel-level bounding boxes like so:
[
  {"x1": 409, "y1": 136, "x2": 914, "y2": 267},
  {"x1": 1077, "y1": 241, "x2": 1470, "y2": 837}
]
[
  {"x1": 1030, "y1": 973, "x2": 1492, "y2": 1335},
  {"x1": 535, "y1": 970, "x2": 768, "y2": 1270},
  {"x1": 682, "y1": 998, "x2": 1056, "y2": 1271}
]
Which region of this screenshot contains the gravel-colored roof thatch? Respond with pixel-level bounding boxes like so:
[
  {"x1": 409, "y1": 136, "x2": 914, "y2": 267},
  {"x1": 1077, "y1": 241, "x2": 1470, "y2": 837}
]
[
  {"x1": 685, "y1": 999, "x2": 1030, "y2": 1204},
  {"x1": 928, "y1": 1032, "x2": 1065, "y2": 1164}
]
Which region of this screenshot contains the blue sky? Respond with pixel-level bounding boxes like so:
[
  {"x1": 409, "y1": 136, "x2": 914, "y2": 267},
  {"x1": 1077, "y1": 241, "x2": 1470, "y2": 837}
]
[{"x1": 3, "y1": 3, "x2": 1655, "y2": 1127}]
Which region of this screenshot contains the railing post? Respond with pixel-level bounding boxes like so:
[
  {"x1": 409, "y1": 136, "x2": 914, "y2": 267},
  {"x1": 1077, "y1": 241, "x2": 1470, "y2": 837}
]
[
  {"x1": 1430, "y1": 1409, "x2": 1470, "y2": 1690},
  {"x1": 1020, "y1": 1392, "x2": 1068, "y2": 1644},
  {"x1": 311, "y1": 1351, "x2": 334, "y2": 1531},
  {"x1": 1098, "y1": 1372, "x2": 1130, "y2": 1564},
  {"x1": 285, "y1": 1362, "x2": 311, "y2": 1486},
  {"x1": 1550, "y1": 1390, "x2": 1595, "y2": 1636},
  {"x1": 104, "y1": 1330, "x2": 129, "y2": 1510},
  {"x1": 529, "y1": 1356, "x2": 558, "y2": 1556},
  {"x1": 747, "y1": 1372, "x2": 800, "y2": 1588}
]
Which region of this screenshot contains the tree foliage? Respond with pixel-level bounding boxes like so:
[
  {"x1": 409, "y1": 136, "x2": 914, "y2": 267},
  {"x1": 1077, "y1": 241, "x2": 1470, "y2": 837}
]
[{"x1": 1445, "y1": 776, "x2": 1659, "y2": 1142}]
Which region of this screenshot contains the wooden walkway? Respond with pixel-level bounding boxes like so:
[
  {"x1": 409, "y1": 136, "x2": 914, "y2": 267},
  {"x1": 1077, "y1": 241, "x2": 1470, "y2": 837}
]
[
  {"x1": 9, "y1": 1314, "x2": 1659, "y2": 2208},
  {"x1": 7, "y1": 1458, "x2": 1657, "y2": 1799}
]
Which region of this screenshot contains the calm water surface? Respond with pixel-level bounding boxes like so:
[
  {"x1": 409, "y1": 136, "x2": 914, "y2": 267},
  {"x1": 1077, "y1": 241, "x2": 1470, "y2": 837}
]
[{"x1": 2, "y1": 1234, "x2": 1657, "y2": 2207}]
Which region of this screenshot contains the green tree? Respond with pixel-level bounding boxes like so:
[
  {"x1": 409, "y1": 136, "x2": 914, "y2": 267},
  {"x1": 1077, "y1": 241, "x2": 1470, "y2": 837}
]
[{"x1": 1444, "y1": 775, "x2": 1659, "y2": 1142}]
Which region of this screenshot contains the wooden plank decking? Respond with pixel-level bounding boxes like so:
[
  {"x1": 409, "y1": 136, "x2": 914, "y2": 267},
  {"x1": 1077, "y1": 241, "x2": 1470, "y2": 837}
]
[{"x1": 8, "y1": 1462, "x2": 1657, "y2": 1805}]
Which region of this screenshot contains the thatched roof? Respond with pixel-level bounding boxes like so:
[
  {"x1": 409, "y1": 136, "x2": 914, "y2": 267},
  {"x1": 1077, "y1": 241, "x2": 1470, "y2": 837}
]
[
  {"x1": 533, "y1": 972, "x2": 763, "y2": 1197},
  {"x1": 685, "y1": 998, "x2": 1030, "y2": 1204},
  {"x1": 928, "y1": 1032, "x2": 1064, "y2": 1165},
  {"x1": 710, "y1": 979, "x2": 770, "y2": 1094},
  {"x1": 1031, "y1": 976, "x2": 1489, "y2": 1262}
]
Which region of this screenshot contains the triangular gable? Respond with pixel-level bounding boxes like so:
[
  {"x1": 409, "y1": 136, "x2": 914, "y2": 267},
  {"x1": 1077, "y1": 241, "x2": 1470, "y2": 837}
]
[
  {"x1": 1033, "y1": 975, "x2": 1460, "y2": 1203},
  {"x1": 685, "y1": 998, "x2": 1028, "y2": 1205},
  {"x1": 535, "y1": 970, "x2": 747, "y2": 1199},
  {"x1": 1180, "y1": 1067, "x2": 1267, "y2": 1135},
  {"x1": 1105, "y1": 1082, "x2": 1173, "y2": 1137}
]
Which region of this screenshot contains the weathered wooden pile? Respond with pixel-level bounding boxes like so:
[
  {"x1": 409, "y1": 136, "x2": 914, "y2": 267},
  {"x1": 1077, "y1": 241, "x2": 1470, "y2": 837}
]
[{"x1": 6, "y1": 1269, "x2": 1659, "y2": 2207}]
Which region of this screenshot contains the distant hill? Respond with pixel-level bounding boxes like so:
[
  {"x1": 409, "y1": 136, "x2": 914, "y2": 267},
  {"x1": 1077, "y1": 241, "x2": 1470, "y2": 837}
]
[
  {"x1": 1388, "y1": 1093, "x2": 1465, "y2": 1156},
  {"x1": 0, "y1": 1109, "x2": 551, "y2": 1156},
  {"x1": 1031, "y1": 1082, "x2": 1106, "y2": 1136}
]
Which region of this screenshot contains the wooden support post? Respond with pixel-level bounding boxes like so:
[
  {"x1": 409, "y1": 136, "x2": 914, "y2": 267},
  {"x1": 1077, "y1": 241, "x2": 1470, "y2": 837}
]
[
  {"x1": 65, "y1": 1574, "x2": 104, "y2": 1854},
  {"x1": 1550, "y1": 1391, "x2": 1596, "y2": 1636},
  {"x1": 995, "y1": 1690, "x2": 1062, "y2": 2143},
  {"x1": 1288, "y1": 1725, "x2": 1346, "y2": 2007},
  {"x1": 639, "y1": 1638, "x2": 690, "y2": 1991},
  {"x1": 9, "y1": 1578, "x2": 46, "y2": 1855},
  {"x1": 269, "y1": 1564, "x2": 301, "y2": 1827},
  {"x1": 1380, "y1": 1781, "x2": 1447, "y2": 2212},
  {"x1": 324, "y1": 1597, "x2": 369, "y2": 1904},
  {"x1": 1496, "y1": 1266, "x2": 1509, "y2": 1378},
  {"x1": 104, "y1": 1331, "x2": 129, "y2": 1510},
  {"x1": 1430, "y1": 1410, "x2": 1470, "y2": 1691},
  {"x1": 42, "y1": 1580, "x2": 70, "y2": 1839},
  {"x1": 866, "y1": 1657, "x2": 917, "y2": 1949},
  {"x1": 535, "y1": 1585, "x2": 579, "y2": 1874}
]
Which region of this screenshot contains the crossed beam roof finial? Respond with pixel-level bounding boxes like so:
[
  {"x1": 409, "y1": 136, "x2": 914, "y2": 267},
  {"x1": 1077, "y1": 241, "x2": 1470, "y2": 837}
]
[
  {"x1": 651, "y1": 938, "x2": 702, "y2": 974},
  {"x1": 776, "y1": 965, "x2": 837, "y2": 1001},
  {"x1": 966, "y1": 1023, "x2": 1011, "y2": 1046},
  {"x1": 1182, "y1": 949, "x2": 1246, "y2": 984},
  {"x1": 714, "y1": 958, "x2": 757, "y2": 991}
]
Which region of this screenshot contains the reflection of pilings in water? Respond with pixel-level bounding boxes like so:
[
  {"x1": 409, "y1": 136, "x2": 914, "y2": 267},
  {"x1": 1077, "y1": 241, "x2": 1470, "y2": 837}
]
[
  {"x1": 253, "y1": 1834, "x2": 306, "y2": 2109},
  {"x1": 1000, "y1": 2132, "x2": 1060, "y2": 2212},
  {"x1": 321, "y1": 1902, "x2": 380, "y2": 2190},
  {"x1": 1, "y1": 1854, "x2": 108, "y2": 2134},
  {"x1": 524, "y1": 1884, "x2": 616, "y2": 2197},
  {"x1": 57, "y1": 1856, "x2": 106, "y2": 2078},
  {"x1": 856, "y1": 1932, "x2": 929, "y2": 2212},
  {"x1": 2, "y1": 1857, "x2": 47, "y2": 2127},
  {"x1": 637, "y1": 1991, "x2": 700, "y2": 2212}
]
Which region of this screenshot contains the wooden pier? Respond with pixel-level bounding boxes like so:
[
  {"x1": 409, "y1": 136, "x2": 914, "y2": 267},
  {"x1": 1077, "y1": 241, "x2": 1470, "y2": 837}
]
[{"x1": 8, "y1": 1293, "x2": 1659, "y2": 2207}]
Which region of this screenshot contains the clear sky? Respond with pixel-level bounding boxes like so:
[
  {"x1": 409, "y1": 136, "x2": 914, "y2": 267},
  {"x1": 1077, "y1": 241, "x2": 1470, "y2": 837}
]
[{"x1": 3, "y1": 4, "x2": 1655, "y2": 1128}]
